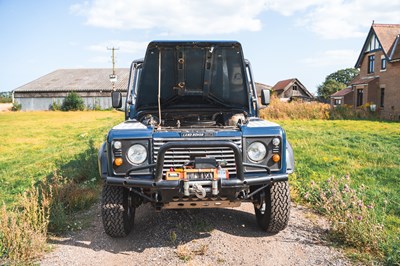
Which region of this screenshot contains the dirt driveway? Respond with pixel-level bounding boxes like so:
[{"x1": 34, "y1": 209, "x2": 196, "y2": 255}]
[
  {"x1": 0, "y1": 103, "x2": 12, "y2": 112},
  {"x1": 40, "y1": 202, "x2": 350, "y2": 266}
]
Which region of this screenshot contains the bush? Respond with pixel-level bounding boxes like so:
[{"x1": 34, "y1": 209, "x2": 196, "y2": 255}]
[
  {"x1": 61, "y1": 92, "x2": 85, "y2": 111},
  {"x1": 0, "y1": 97, "x2": 12, "y2": 103},
  {"x1": 330, "y1": 103, "x2": 380, "y2": 120},
  {"x1": 49, "y1": 101, "x2": 62, "y2": 111},
  {"x1": 11, "y1": 102, "x2": 22, "y2": 111}
]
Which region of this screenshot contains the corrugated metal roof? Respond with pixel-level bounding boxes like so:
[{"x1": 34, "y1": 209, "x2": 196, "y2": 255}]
[{"x1": 14, "y1": 68, "x2": 130, "y2": 92}]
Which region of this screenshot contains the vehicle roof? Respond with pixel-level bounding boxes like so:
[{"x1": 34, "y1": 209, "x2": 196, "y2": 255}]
[{"x1": 147, "y1": 40, "x2": 242, "y2": 48}]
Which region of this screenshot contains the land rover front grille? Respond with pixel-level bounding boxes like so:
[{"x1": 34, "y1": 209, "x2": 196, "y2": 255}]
[{"x1": 153, "y1": 137, "x2": 242, "y2": 175}]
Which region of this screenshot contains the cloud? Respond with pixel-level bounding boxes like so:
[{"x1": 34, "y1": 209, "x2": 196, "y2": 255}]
[
  {"x1": 266, "y1": 0, "x2": 321, "y2": 16},
  {"x1": 71, "y1": 0, "x2": 400, "y2": 39},
  {"x1": 302, "y1": 49, "x2": 359, "y2": 67},
  {"x1": 70, "y1": 0, "x2": 267, "y2": 35},
  {"x1": 266, "y1": 0, "x2": 400, "y2": 39}
]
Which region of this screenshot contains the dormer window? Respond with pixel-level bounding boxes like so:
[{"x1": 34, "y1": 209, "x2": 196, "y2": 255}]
[
  {"x1": 381, "y1": 56, "x2": 387, "y2": 70},
  {"x1": 366, "y1": 34, "x2": 381, "y2": 52},
  {"x1": 368, "y1": 55, "x2": 375, "y2": 73}
]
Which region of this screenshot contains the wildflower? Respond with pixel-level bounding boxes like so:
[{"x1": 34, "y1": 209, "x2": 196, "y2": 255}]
[
  {"x1": 356, "y1": 216, "x2": 362, "y2": 221},
  {"x1": 343, "y1": 184, "x2": 350, "y2": 193},
  {"x1": 310, "y1": 180, "x2": 315, "y2": 187},
  {"x1": 304, "y1": 192, "x2": 309, "y2": 200},
  {"x1": 367, "y1": 204, "x2": 374, "y2": 209},
  {"x1": 345, "y1": 174, "x2": 350, "y2": 180}
]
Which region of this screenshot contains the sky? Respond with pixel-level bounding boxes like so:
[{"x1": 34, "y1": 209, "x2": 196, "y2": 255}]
[{"x1": 1, "y1": 0, "x2": 399, "y2": 94}]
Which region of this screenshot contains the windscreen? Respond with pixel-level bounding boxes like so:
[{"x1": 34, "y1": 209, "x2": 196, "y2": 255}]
[{"x1": 135, "y1": 42, "x2": 249, "y2": 111}]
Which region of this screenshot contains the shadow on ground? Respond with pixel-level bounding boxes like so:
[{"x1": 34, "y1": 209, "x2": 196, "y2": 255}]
[{"x1": 48, "y1": 202, "x2": 326, "y2": 254}]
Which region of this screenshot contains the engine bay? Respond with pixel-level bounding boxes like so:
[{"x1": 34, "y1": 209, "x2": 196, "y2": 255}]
[{"x1": 139, "y1": 111, "x2": 247, "y2": 129}]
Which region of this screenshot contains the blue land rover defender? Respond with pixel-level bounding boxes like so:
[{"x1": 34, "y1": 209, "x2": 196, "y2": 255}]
[{"x1": 98, "y1": 41, "x2": 294, "y2": 237}]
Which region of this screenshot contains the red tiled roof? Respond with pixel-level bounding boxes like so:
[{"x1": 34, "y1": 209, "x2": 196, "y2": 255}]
[
  {"x1": 390, "y1": 35, "x2": 400, "y2": 60},
  {"x1": 350, "y1": 75, "x2": 379, "y2": 86},
  {"x1": 373, "y1": 24, "x2": 400, "y2": 57},
  {"x1": 272, "y1": 79, "x2": 295, "y2": 91},
  {"x1": 331, "y1": 87, "x2": 352, "y2": 97}
]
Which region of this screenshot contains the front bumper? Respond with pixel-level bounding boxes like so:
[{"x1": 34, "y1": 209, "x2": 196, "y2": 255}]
[{"x1": 105, "y1": 140, "x2": 288, "y2": 194}]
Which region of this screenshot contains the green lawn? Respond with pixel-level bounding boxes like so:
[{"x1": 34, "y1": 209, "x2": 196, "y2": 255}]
[
  {"x1": 0, "y1": 111, "x2": 123, "y2": 205},
  {"x1": 0, "y1": 113, "x2": 398, "y2": 261},
  {"x1": 277, "y1": 119, "x2": 400, "y2": 241}
]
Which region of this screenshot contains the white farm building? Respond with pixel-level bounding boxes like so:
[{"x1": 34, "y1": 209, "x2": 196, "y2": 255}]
[{"x1": 13, "y1": 68, "x2": 129, "y2": 111}]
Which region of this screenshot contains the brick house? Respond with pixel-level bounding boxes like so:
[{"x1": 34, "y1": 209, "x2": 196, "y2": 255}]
[
  {"x1": 330, "y1": 87, "x2": 353, "y2": 107},
  {"x1": 271, "y1": 78, "x2": 314, "y2": 102},
  {"x1": 331, "y1": 23, "x2": 400, "y2": 119}
]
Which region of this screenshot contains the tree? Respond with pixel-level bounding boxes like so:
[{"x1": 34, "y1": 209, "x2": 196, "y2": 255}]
[
  {"x1": 317, "y1": 68, "x2": 359, "y2": 102},
  {"x1": 317, "y1": 80, "x2": 346, "y2": 102},
  {"x1": 325, "y1": 68, "x2": 359, "y2": 85},
  {"x1": 61, "y1": 92, "x2": 85, "y2": 111}
]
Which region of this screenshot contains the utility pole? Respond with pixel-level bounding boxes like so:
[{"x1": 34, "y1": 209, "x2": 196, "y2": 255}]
[{"x1": 107, "y1": 47, "x2": 120, "y2": 90}]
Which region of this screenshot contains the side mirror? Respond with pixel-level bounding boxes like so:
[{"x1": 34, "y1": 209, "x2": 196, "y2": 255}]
[
  {"x1": 111, "y1": 91, "x2": 122, "y2": 108},
  {"x1": 261, "y1": 89, "x2": 270, "y2": 106}
]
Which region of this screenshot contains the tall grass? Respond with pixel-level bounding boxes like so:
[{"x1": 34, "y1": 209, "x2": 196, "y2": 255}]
[
  {"x1": 280, "y1": 120, "x2": 400, "y2": 264},
  {"x1": 260, "y1": 96, "x2": 330, "y2": 120},
  {"x1": 260, "y1": 96, "x2": 382, "y2": 121},
  {"x1": 0, "y1": 185, "x2": 51, "y2": 264},
  {"x1": 0, "y1": 111, "x2": 123, "y2": 263}
]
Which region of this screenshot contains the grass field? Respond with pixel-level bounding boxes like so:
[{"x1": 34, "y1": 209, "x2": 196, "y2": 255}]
[
  {"x1": 0, "y1": 112, "x2": 399, "y2": 263},
  {"x1": 278, "y1": 120, "x2": 400, "y2": 224},
  {"x1": 276, "y1": 119, "x2": 400, "y2": 262},
  {"x1": 0, "y1": 111, "x2": 123, "y2": 205}
]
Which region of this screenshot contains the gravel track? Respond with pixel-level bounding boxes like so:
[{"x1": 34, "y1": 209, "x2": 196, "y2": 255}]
[{"x1": 41, "y1": 202, "x2": 350, "y2": 266}]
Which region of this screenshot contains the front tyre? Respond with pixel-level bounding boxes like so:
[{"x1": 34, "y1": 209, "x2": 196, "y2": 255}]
[
  {"x1": 254, "y1": 181, "x2": 290, "y2": 234},
  {"x1": 101, "y1": 184, "x2": 135, "y2": 237}
]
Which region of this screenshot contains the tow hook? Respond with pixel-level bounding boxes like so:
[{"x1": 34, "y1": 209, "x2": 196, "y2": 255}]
[{"x1": 193, "y1": 183, "x2": 206, "y2": 199}]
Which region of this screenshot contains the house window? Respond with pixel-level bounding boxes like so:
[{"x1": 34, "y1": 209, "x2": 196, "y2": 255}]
[
  {"x1": 368, "y1": 55, "x2": 375, "y2": 73},
  {"x1": 357, "y1": 89, "x2": 364, "y2": 106},
  {"x1": 292, "y1": 85, "x2": 298, "y2": 90},
  {"x1": 335, "y1": 99, "x2": 342, "y2": 105},
  {"x1": 381, "y1": 58, "x2": 387, "y2": 70},
  {"x1": 380, "y1": 88, "x2": 385, "y2": 107}
]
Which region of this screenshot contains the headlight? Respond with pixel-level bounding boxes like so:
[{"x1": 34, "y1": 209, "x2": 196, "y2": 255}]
[
  {"x1": 247, "y1": 142, "x2": 267, "y2": 162},
  {"x1": 272, "y1": 137, "x2": 280, "y2": 146},
  {"x1": 126, "y1": 144, "x2": 147, "y2": 165},
  {"x1": 113, "y1": 141, "x2": 122, "y2": 149}
]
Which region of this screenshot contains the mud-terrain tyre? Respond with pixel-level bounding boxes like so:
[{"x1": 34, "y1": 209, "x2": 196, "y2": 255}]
[
  {"x1": 101, "y1": 184, "x2": 135, "y2": 237},
  {"x1": 254, "y1": 181, "x2": 290, "y2": 234}
]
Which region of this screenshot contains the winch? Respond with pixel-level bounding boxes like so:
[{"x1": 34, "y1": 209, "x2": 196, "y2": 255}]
[{"x1": 165, "y1": 157, "x2": 229, "y2": 198}]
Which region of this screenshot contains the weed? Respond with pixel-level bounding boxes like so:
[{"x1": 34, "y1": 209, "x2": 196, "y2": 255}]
[
  {"x1": 169, "y1": 230, "x2": 177, "y2": 244},
  {"x1": 176, "y1": 245, "x2": 192, "y2": 262},
  {"x1": 175, "y1": 243, "x2": 208, "y2": 262},
  {"x1": 0, "y1": 184, "x2": 50, "y2": 264},
  {"x1": 49, "y1": 101, "x2": 62, "y2": 111},
  {"x1": 304, "y1": 175, "x2": 385, "y2": 256}
]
